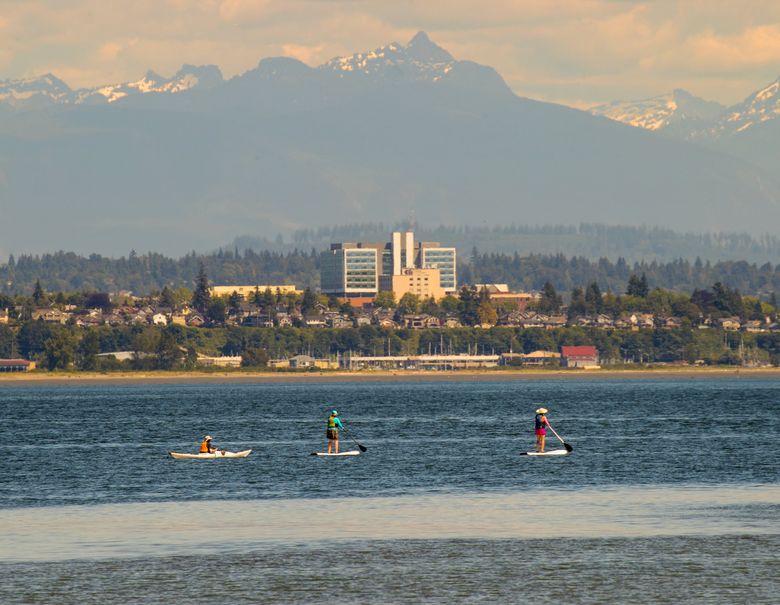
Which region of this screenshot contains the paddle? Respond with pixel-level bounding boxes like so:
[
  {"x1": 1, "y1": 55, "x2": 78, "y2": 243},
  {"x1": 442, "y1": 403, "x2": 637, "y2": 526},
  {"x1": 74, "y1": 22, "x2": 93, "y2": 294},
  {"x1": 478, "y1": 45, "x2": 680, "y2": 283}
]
[
  {"x1": 546, "y1": 422, "x2": 573, "y2": 452},
  {"x1": 341, "y1": 425, "x2": 367, "y2": 452}
]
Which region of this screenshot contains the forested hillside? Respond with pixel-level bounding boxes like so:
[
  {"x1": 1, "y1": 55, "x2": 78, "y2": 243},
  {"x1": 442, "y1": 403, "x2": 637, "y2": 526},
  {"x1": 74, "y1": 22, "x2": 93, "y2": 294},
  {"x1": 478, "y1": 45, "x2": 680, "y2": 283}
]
[
  {"x1": 1, "y1": 248, "x2": 778, "y2": 299},
  {"x1": 243, "y1": 223, "x2": 780, "y2": 263}
]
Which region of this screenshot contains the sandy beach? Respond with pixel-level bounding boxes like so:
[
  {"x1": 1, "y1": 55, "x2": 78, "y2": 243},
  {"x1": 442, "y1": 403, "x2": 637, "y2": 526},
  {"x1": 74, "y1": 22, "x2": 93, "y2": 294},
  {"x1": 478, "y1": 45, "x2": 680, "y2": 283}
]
[{"x1": 1, "y1": 366, "x2": 779, "y2": 386}]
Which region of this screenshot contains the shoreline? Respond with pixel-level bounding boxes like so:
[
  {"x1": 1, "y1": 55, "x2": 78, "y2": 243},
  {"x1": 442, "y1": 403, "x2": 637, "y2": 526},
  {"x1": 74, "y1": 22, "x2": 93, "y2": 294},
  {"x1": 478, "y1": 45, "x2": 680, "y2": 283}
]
[{"x1": 1, "y1": 366, "x2": 779, "y2": 386}]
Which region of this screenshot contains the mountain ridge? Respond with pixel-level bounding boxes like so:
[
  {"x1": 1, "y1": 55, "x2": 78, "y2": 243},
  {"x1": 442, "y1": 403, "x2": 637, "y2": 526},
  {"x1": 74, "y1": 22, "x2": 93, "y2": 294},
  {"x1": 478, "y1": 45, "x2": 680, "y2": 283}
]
[{"x1": 1, "y1": 32, "x2": 779, "y2": 257}]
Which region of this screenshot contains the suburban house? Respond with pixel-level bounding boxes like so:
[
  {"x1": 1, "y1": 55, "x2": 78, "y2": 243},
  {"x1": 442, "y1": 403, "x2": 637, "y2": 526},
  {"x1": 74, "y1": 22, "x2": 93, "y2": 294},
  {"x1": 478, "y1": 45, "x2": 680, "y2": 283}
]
[{"x1": 560, "y1": 345, "x2": 600, "y2": 369}]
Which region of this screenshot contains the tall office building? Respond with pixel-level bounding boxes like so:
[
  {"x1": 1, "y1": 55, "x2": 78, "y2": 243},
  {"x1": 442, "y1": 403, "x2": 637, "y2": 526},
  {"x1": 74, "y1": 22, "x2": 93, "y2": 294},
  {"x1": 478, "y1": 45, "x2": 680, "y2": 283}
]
[{"x1": 321, "y1": 231, "x2": 457, "y2": 298}]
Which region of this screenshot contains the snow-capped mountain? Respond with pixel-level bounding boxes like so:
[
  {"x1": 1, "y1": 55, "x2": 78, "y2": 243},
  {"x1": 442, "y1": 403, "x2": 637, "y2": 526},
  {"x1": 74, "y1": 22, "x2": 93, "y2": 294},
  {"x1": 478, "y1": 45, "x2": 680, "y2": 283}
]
[
  {"x1": 321, "y1": 30, "x2": 457, "y2": 82},
  {"x1": 589, "y1": 89, "x2": 725, "y2": 132},
  {"x1": 2, "y1": 32, "x2": 780, "y2": 256},
  {"x1": 76, "y1": 64, "x2": 224, "y2": 104},
  {"x1": 0, "y1": 64, "x2": 223, "y2": 107},
  {"x1": 708, "y1": 76, "x2": 780, "y2": 138},
  {"x1": 0, "y1": 73, "x2": 73, "y2": 107}
]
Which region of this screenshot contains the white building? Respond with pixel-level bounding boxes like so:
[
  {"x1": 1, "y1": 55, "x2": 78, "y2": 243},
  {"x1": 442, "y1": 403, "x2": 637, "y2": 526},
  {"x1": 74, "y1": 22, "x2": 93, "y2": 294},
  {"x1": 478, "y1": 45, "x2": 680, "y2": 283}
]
[{"x1": 321, "y1": 231, "x2": 457, "y2": 298}]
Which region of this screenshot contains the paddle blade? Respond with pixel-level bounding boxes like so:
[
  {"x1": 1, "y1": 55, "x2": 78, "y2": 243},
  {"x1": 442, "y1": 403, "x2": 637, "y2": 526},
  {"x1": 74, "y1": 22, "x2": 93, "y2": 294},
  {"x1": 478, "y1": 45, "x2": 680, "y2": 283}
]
[
  {"x1": 358, "y1": 443, "x2": 367, "y2": 452},
  {"x1": 564, "y1": 442, "x2": 573, "y2": 452}
]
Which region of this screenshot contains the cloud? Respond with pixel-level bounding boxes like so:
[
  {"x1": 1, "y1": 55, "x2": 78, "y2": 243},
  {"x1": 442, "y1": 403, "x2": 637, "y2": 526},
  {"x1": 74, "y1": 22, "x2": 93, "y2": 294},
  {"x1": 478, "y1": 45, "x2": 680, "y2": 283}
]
[
  {"x1": 281, "y1": 44, "x2": 325, "y2": 65},
  {"x1": 688, "y1": 25, "x2": 780, "y2": 70},
  {"x1": 217, "y1": 0, "x2": 272, "y2": 22},
  {"x1": 2, "y1": 1, "x2": 780, "y2": 105}
]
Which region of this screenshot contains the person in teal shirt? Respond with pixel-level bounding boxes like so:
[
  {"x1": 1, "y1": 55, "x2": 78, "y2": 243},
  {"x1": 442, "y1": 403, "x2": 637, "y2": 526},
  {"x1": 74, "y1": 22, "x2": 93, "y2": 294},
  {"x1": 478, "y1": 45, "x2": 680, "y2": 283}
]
[{"x1": 327, "y1": 410, "x2": 344, "y2": 454}]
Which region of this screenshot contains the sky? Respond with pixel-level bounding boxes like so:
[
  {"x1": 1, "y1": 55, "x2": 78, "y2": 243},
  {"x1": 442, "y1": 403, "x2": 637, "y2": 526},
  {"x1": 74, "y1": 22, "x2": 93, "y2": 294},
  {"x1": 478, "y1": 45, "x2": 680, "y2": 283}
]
[{"x1": 2, "y1": 0, "x2": 780, "y2": 108}]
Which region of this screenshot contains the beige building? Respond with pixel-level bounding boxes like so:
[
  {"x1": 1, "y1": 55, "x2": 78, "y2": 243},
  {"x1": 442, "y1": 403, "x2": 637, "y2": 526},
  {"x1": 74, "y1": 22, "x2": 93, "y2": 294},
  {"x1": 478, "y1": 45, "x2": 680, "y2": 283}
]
[
  {"x1": 379, "y1": 267, "x2": 446, "y2": 301},
  {"x1": 209, "y1": 285, "x2": 301, "y2": 299}
]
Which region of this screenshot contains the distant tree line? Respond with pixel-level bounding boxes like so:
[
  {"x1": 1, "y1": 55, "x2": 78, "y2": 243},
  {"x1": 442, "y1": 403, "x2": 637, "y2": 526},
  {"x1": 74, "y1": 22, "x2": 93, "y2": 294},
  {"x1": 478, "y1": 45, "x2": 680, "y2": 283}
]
[
  {"x1": 1, "y1": 248, "x2": 779, "y2": 300},
  {"x1": 276, "y1": 222, "x2": 780, "y2": 263},
  {"x1": 465, "y1": 253, "x2": 780, "y2": 300},
  {"x1": 3, "y1": 322, "x2": 780, "y2": 371}
]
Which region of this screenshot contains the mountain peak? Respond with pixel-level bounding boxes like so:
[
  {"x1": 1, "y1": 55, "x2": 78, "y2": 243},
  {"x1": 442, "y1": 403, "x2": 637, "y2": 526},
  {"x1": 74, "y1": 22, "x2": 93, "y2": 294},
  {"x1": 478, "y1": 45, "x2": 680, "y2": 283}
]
[{"x1": 406, "y1": 31, "x2": 454, "y2": 64}]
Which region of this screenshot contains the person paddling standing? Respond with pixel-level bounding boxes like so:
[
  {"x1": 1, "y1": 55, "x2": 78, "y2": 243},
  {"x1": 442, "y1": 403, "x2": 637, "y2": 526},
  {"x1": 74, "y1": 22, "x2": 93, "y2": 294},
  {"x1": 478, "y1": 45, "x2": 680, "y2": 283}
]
[
  {"x1": 200, "y1": 435, "x2": 217, "y2": 454},
  {"x1": 327, "y1": 410, "x2": 344, "y2": 454},
  {"x1": 534, "y1": 408, "x2": 549, "y2": 452}
]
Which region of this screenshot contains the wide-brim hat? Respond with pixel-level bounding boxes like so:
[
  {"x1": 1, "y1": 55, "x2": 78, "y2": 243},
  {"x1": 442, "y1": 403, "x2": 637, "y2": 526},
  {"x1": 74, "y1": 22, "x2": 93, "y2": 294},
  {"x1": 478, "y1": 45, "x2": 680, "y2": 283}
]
[
  {"x1": 204, "y1": 435, "x2": 213, "y2": 440},
  {"x1": 535, "y1": 408, "x2": 548, "y2": 414}
]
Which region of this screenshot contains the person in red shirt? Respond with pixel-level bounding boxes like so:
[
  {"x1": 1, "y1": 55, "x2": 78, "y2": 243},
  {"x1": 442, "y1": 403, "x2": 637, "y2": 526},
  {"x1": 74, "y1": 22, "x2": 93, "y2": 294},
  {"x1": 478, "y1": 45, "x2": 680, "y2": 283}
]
[{"x1": 534, "y1": 408, "x2": 548, "y2": 452}]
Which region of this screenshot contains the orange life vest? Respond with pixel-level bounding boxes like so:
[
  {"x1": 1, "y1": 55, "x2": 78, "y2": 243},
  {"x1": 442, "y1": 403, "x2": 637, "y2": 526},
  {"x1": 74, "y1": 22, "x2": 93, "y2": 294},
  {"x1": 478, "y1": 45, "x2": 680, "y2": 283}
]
[{"x1": 200, "y1": 440, "x2": 211, "y2": 453}]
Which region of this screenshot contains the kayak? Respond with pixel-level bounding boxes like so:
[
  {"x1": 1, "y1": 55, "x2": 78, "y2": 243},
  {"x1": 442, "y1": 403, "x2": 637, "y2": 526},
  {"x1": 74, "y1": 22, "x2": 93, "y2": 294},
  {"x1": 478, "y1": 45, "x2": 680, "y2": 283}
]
[
  {"x1": 311, "y1": 450, "x2": 361, "y2": 457},
  {"x1": 169, "y1": 449, "x2": 252, "y2": 459},
  {"x1": 520, "y1": 449, "x2": 570, "y2": 457}
]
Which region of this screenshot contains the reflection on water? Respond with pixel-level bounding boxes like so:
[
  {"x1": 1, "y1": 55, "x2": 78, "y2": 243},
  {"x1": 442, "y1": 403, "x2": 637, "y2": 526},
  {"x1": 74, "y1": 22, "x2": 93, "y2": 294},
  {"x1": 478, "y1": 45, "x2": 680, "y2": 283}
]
[{"x1": 2, "y1": 484, "x2": 778, "y2": 562}]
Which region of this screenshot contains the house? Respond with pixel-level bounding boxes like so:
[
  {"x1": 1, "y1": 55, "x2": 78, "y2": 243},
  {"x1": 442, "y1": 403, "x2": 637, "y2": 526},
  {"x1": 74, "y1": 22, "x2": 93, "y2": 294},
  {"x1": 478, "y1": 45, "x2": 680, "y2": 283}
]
[
  {"x1": 328, "y1": 315, "x2": 354, "y2": 329},
  {"x1": 31, "y1": 309, "x2": 71, "y2": 324},
  {"x1": 402, "y1": 314, "x2": 440, "y2": 329},
  {"x1": 743, "y1": 320, "x2": 766, "y2": 333},
  {"x1": 718, "y1": 317, "x2": 742, "y2": 331},
  {"x1": 0, "y1": 309, "x2": 8, "y2": 324},
  {"x1": 187, "y1": 313, "x2": 206, "y2": 327},
  {"x1": 275, "y1": 313, "x2": 293, "y2": 327},
  {"x1": 304, "y1": 316, "x2": 326, "y2": 328},
  {"x1": 243, "y1": 314, "x2": 274, "y2": 328},
  {"x1": 289, "y1": 354, "x2": 316, "y2": 368},
  {"x1": 151, "y1": 313, "x2": 168, "y2": 326},
  {"x1": 560, "y1": 345, "x2": 600, "y2": 369},
  {"x1": 0, "y1": 359, "x2": 36, "y2": 372}
]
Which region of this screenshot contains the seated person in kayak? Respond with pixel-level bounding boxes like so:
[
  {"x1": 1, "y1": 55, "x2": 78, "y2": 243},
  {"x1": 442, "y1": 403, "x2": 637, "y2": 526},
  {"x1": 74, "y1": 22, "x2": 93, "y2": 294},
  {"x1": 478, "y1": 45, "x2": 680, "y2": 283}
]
[
  {"x1": 326, "y1": 410, "x2": 344, "y2": 454},
  {"x1": 200, "y1": 435, "x2": 218, "y2": 453}
]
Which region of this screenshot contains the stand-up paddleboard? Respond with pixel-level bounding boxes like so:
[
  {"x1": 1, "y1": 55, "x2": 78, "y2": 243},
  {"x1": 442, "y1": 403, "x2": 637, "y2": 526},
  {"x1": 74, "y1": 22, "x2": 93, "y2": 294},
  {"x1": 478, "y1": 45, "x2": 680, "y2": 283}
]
[
  {"x1": 311, "y1": 450, "x2": 361, "y2": 457},
  {"x1": 521, "y1": 449, "x2": 570, "y2": 457}
]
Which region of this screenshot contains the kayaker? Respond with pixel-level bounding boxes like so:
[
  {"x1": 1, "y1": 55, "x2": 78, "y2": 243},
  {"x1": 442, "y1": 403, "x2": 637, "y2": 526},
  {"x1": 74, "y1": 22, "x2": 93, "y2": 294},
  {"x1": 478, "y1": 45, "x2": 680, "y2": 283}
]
[
  {"x1": 327, "y1": 410, "x2": 344, "y2": 454},
  {"x1": 534, "y1": 408, "x2": 548, "y2": 452},
  {"x1": 200, "y1": 435, "x2": 217, "y2": 454}
]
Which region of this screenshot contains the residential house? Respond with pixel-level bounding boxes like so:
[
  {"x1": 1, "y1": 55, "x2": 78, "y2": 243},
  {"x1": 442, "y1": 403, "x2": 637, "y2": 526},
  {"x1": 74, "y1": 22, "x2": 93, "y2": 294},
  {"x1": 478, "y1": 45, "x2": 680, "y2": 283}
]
[
  {"x1": 718, "y1": 317, "x2": 742, "y2": 331},
  {"x1": 560, "y1": 345, "x2": 600, "y2": 369},
  {"x1": 187, "y1": 313, "x2": 206, "y2": 327},
  {"x1": 31, "y1": 309, "x2": 71, "y2": 324},
  {"x1": 402, "y1": 314, "x2": 440, "y2": 329},
  {"x1": 151, "y1": 313, "x2": 168, "y2": 326}
]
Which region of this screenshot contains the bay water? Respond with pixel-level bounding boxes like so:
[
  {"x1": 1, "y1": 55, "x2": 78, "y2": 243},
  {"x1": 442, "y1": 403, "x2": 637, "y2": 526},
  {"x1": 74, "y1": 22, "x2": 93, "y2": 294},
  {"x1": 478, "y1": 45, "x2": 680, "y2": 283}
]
[{"x1": 1, "y1": 377, "x2": 778, "y2": 603}]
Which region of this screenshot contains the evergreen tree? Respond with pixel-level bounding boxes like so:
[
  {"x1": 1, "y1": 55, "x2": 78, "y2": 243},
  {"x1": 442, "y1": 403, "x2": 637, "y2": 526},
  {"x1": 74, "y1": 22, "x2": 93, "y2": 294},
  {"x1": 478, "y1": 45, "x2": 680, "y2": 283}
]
[
  {"x1": 568, "y1": 287, "x2": 587, "y2": 320},
  {"x1": 537, "y1": 282, "x2": 562, "y2": 314},
  {"x1": 585, "y1": 282, "x2": 603, "y2": 314},
  {"x1": 626, "y1": 273, "x2": 649, "y2": 298},
  {"x1": 32, "y1": 279, "x2": 46, "y2": 305},
  {"x1": 300, "y1": 287, "x2": 317, "y2": 315},
  {"x1": 191, "y1": 262, "x2": 211, "y2": 312},
  {"x1": 160, "y1": 286, "x2": 177, "y2": 309}
]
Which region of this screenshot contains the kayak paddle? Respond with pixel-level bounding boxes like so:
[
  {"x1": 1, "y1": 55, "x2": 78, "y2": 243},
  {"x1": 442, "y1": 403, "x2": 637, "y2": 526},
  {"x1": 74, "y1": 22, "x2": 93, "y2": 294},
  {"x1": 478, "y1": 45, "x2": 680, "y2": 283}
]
[{"x1": 546, "y1": 422, "x2": 573, "y2": 452}]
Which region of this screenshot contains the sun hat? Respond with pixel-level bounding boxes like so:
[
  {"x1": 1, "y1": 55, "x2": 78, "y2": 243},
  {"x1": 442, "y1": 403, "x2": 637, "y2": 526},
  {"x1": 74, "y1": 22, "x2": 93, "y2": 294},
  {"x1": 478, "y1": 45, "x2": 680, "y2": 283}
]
[
  {"x1": 204, "y1": 435, "x2": 213, "y2": 440},
  {"x1": 332, "y1": 410, "x2": 338, "y2": 415},
  {"x1": 535, "y1": 408, "x2": 548, "y2": 414}
]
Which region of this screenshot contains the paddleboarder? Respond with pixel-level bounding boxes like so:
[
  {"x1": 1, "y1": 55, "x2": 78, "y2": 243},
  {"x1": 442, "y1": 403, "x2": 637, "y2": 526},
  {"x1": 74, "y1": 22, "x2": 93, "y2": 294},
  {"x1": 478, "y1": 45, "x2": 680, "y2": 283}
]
[
  {"x1": 200, "y1": 435, "x2": 217, "y2": 454},
  {"x1": 534, "y1": 408, "x2": 549, "y2": 452},
  {"x1": 327, "y1": 410, "x2": 344, "y2": 454}
]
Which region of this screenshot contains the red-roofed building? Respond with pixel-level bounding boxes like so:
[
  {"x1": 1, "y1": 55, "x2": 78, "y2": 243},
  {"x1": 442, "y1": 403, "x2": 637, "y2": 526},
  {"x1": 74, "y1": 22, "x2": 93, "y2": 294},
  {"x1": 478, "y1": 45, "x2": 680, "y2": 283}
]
[
  {"x1": 560, "y1": 346, "x2": 600, "y2": 369},
  {"x1": 0, "y1": 359, "x2": 36, "y2": 372}
]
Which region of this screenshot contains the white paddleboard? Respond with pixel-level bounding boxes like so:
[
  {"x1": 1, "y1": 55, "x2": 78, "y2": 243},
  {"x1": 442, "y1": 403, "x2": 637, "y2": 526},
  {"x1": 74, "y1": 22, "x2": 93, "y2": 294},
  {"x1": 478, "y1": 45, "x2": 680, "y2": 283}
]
[
  {"x1": 520, "y1": 449, "x2": 570, "y2": 456},
  {"x1": 311, "y1": 450, "x2": 361, "y2": 457}
]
